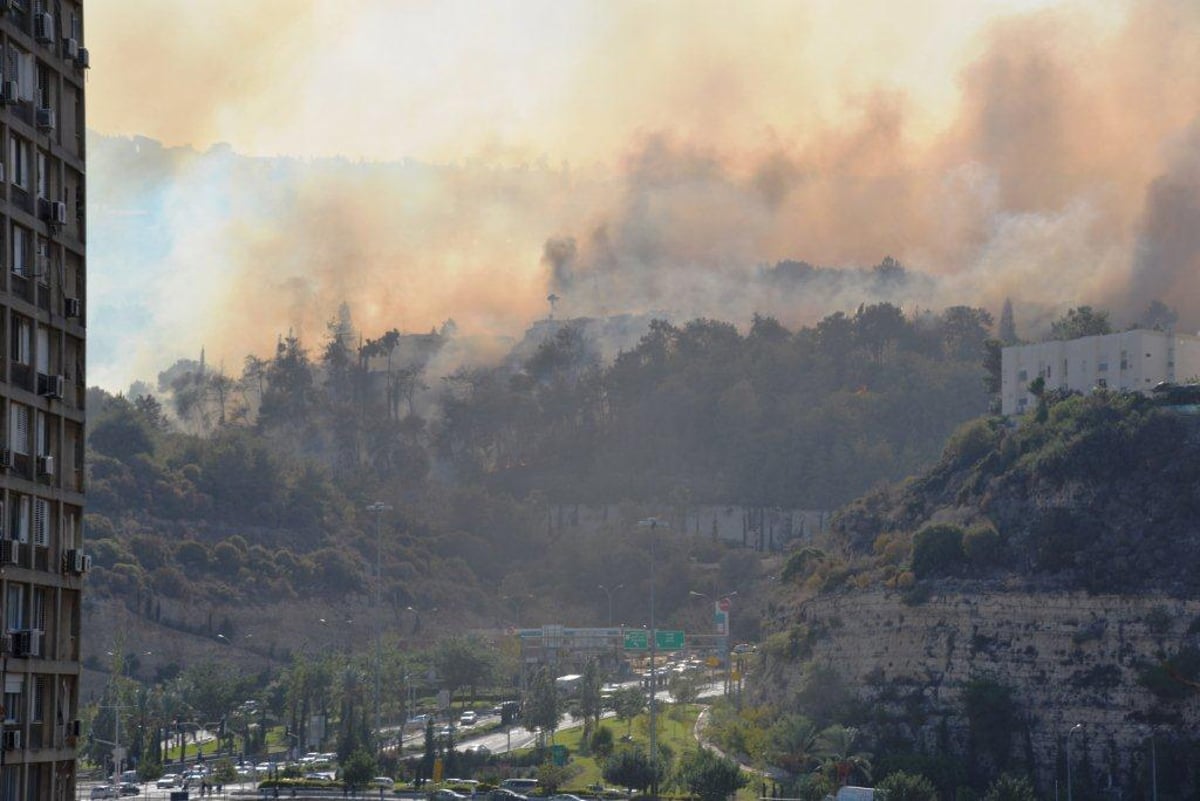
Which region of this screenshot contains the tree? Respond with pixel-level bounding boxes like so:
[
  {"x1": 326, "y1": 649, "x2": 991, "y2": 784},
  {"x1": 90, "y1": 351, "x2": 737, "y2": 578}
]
[
  {"x1": 876, "y1": 770, "x2": 937, "y2": 801},
  {"x1": 983, "y1": 773, "x2": 1038, "y2": 801},
  {"x1": 817, "y1": 725, "x2": 872, "y2": 788},
  {"x1": 667, "y1": 672, "x2": 702, "y2": 706},
  {"x1": 998, "y1": 298, "x2": 1017, "y2": 345},
  {"x1": 537, "y1": 760, "x2": 582, "y2": 793},
  {"x1": 1137, "y1": 299, "x2": 1178, "y2": 332},
  {"x1": 578, "y1": 659, "x2": 604, "y2": 736},
  {"x1": 602, "y1": 748, "x2": 663, "y2": 794},
  {"x1": 523, "y1": 666, "x2": 560, "y2": 743},
  {"x1": 680, "y1": 748, "x2": 749, "y2": 801},
  {"x1": 611, "y1": 686, "x2": 646, "y2": 737},
  {"x1": 433, "y1": 636, "x2": 495, "y2": 706},
  {"x1": 765, "y1": 714, "x2": 821, "y2": 775},
  {"x1": 591, "y1": 726, "x2": 615, "y2": 758},
  {"x1": 1049, "y1": 306, "x2": 1111, "y2": 340},
  {"x1": 341, "y1": 747, "x2": 377, "y2": 790}
]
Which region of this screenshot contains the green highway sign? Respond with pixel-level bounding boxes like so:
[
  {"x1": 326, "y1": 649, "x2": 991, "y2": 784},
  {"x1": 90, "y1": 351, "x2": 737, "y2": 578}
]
[
  {"x1": 655, "y1": 630, "x2": 685, "y2": 650},
  {"x1": 623, "y1": 630, "x2": 686, "y2": 650},
  {"x1": 624, "y1": 630, "x2": 649, "y2": 650}
]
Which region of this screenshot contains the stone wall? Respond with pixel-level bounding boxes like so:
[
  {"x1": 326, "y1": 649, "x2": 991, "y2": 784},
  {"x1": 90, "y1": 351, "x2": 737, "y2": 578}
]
[{"x1": 781, "y1": 588, "x2": 1200, "y2": 791}]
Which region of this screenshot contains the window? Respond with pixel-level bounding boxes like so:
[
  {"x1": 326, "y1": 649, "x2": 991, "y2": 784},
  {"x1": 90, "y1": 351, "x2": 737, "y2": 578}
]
[
  {"x1": 5, "y1": 584, "x2": 23, "y2": 631},
  {"x1": 29, "y1": 587, "x2": 43, "y2": 632},
  {"x1": 9, "y1": 495, "x2": 28, "y2": 544},
  {"x1": 9, "y1": 403, "x2": 29, "y2": 456},
  {"x1": 31, "y1": 676, "x2": 44, "y2": 722},
  {"x1": 35, "y1": 325, "x2": 48, "y2": 373},
  {"x1": 10, "y1": 315, "x2": 30, "y2": 364},
  {"x1": 35, "y1": 150, "x2": 45, "y2": 198},
  {"x1": 35, "y1": 410, "x2": 45, "y2": 456},
  {"x1": 1097, "y1": 378, "x2": 1108, "y2": 388},
  {"x1": 2, "y1": 676, "x2": 20, "y2": 724},
  {"x1": 1017, "y1": 369, "x2": 1027, "y2": 381},
  {"x1": 8, "y1": 135, "x2": 28, "y2": 190},
  {"x1": 1098, "y1": 362, "x2": 1108, "y2": 372},
  {"x1": 11, "y1": 224, "x2": 27, "y2": 276},
  {"x1": 32, "y1": 498, "x2": 47, "y2": 547}
]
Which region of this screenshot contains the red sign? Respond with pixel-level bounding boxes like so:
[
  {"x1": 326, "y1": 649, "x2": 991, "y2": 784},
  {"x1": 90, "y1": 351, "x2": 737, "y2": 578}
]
[{"x1": 718, "y1": 596, "x2": 732, "y2": 612}]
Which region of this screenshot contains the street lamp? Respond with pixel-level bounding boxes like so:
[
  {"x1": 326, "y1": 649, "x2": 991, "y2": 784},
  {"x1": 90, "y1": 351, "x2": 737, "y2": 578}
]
[
  {"x1": 1067, "y1": 723, "x2": 1083, "y2": 801},
  {"x1": 638, "y1": 516, "x2": 667, "y2": 797},
  {"x1": 367, "y1": 501, "x2": 392, "y2": 746},
  {"x1": 598, "y1": 584, "x2": 624, "y2": 627}
]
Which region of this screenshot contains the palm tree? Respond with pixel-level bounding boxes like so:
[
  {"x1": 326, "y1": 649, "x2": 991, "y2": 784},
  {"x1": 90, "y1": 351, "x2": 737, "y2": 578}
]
[{"x1": 816, "y1": 725, "x2": 872, "y2": 788}]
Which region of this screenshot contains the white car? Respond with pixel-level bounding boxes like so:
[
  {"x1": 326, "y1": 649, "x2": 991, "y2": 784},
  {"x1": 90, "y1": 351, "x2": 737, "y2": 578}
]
[
  {"x1": 155, "y1": 774, "x2": 179, "y2": 789},
  {"x1": 371, "y1": 777, "x2": 396, "y2": 788},
  {"x1": 459, "y1": 710, "x2": 477, "y2": 726}
]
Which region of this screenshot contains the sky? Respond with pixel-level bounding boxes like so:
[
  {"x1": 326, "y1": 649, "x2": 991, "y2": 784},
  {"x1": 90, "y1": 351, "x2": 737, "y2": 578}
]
[{"x1": 84, "y1": 0, "x2": 1200, "y2": 391}]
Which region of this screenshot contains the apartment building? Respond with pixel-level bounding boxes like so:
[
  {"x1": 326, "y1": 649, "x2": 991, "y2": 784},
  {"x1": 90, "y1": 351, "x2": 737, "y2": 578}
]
[
  {"x1": 1001, "y1": 329, "x2": 1200, "y2": 415},
  {"x1": 0, "y1": 1, "x2": 88, "y2": 799}
]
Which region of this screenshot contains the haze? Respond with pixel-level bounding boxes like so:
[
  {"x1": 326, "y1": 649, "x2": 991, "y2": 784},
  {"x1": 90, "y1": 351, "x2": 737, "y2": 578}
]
[{"x1": 85, "y1": 0, "x2": 1200, "y2": 390}]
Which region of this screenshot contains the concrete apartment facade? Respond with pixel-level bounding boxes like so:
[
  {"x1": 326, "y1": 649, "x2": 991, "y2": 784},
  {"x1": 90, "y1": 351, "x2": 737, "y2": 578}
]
[
  {"x1": 1001, "y1": 329, "x2": 1200, "y2": 415},
  {"x1": 0, "y1": 1, "x2": 88, "y2": 798}
]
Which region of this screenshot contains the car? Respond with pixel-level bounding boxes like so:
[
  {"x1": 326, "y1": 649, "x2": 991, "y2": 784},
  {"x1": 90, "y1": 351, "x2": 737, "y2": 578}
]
[
  {"x1": 155, "y1": 774, "x2": 179, "y2": 789},
  {"x1": 434, "y1": 790, "x2": 469, "y2": 801},
  {"x1": 500, "y1": 779, "x2": 539, "y2": 794},
  {"x1": 119, "y1": 784, "x2": 141, "y2": 796},
  {"x1": 371, "y1": 776, "x2": 396, "y2": 788},
  {"x1": 460, "y1": 710, "x2": 477, "y2": 726},
  {"x1": 549, "y1": 795, "x2": 587, "y2": 801},
  {"x1": 90, "y1": 787, "x2": 119, "y2": 800},
  {"x1": 487, "y1": 790, "x2": 527, "y2": 801}
]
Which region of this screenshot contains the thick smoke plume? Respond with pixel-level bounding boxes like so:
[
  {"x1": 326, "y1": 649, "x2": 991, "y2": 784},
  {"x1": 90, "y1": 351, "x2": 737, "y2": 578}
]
[{"x1": 86, "y1": 1, "x2": 1200, "y2": 389}]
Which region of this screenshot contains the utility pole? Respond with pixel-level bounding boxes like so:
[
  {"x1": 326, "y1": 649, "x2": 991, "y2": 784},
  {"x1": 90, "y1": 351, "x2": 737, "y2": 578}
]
[
  {"x1": 638, "y1": 517, "x2": 666, "y2": 798},
  {"x1": 367, "y1": 502, "x2": 392, "y2": 749}
]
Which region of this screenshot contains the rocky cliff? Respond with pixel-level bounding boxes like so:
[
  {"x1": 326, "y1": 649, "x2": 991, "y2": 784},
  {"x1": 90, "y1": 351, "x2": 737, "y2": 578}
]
[{"x1": 764, "y1": 587, "x2": 1200, "y2": 790}]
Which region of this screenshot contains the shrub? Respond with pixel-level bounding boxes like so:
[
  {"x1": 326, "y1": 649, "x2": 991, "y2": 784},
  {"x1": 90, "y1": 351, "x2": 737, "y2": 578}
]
[
  {"x1": 911, "y1": 524, "x2": 965, "y2": 579},
  {"x1": 877, "y1": 770, "x2": 938, "y2": 801},
  {"x1": 963, "y1": 524, "x2": 1003, "y2": 569}
]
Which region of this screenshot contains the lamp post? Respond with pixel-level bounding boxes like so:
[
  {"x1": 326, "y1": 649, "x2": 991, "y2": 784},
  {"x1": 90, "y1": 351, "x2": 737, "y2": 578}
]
[
  {"x1": 1067, "y1": 723, "x2": 1083, "y2": 801},
  {"x1": 638, "y1": 516, "x2": 667, "y2": 797},
  {"x1": 367, "y1": 502, "x2": 392, "y2": 746},
  {"x1": 598, "y1": 584, "x2": 624, "y2": 627}
]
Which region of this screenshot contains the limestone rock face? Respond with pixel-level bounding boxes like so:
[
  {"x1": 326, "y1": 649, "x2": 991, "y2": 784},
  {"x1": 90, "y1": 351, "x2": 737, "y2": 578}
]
[{"x1": 765, "y1": 588, "x2": 1200, "y2": 788}]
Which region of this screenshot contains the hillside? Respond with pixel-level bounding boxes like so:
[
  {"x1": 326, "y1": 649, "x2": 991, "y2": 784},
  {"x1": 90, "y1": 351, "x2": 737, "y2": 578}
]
[{"x1": 751, "y1": 391, "x2": 1200, "y2": 796}]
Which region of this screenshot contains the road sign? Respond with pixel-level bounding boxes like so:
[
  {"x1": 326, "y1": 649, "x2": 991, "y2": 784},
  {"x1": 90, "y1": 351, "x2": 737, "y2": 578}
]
[
  {"x1": 655, "y1": 630, "x2": 685, "y2": 650},
  {"x1": 551, "y1": 744, "x2": 568, "y2": 766},
  {"x1": 705, "y1": 656, "x2": 721, "y2": 668},
  {"x1": 718, "y1": 596, "x2": 732, "y2": 612},
  {"x1": 624, "y1": 630, "x2": 648, "y2": 650}
]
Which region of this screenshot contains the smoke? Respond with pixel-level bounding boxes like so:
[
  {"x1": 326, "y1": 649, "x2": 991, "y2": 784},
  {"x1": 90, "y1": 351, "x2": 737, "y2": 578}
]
[{"x1": 86, "y1": 1, "x2": 1200, "y2": 390}]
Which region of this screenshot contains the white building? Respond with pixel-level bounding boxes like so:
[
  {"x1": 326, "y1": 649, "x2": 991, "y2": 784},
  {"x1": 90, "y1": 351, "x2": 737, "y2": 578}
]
[{"x1": 1001, "y1": 330, "x2": 1200, "y2": 415}]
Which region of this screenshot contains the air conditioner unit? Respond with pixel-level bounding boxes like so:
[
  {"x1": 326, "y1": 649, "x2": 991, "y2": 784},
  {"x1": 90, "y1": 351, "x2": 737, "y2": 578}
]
[
  {"x1": 75, "y1": 47, "x2": 89, "y2": 69},
  {"x1": 11, "y1": 629, "x2": 42, "y2": 658},
  {"x1": 64, "y1": 296, "x2": 80, "y2": 318},
  {"x1": 35, "y1": 107, "x2": 55, "y2": 132},
  {"x1": 51, "y1": 200, "x2": 67, "y2": 225},
  {"x1": 62, "y1": 37, "x2": 78, "y2": 61},
  {"x1": 1, "y1": 81, "x2": 18, "y2": 105},
  {"x1": 0, "y1": 449, "x2": 11, "y2": 469},
  {"x1": 38, "y1": 373, "x2": 64, "y2": 399},
  {"x1": 0, "y1": 541, "x2": 16, "y2": 566},
  {"x1": 3, "y1": 730, "x2": 20, "y2": 750},
  {"x1": 66, "y1": 548, "x2": 88, "y2": 574},
  {"x1": 33, "y1": 11, "x2": 53, "y2": 43},
  {"x1": 36, "y1": 454, "x2": 54, "y2": 477}
]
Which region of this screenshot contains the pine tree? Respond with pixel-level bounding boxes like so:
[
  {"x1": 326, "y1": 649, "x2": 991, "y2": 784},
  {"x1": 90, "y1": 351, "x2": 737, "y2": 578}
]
[{"x1": 999, "y1": 298, "x2": 1017, "y2": 345}]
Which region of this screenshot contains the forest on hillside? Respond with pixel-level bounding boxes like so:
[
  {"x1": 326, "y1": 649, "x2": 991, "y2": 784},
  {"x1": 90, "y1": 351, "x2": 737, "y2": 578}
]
[{"x1": 84, "y1": 302, "x2": 998, "y2": 620}]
